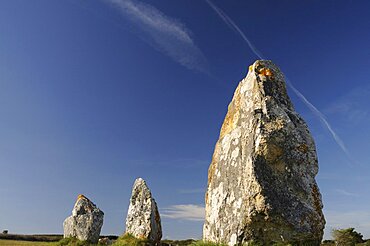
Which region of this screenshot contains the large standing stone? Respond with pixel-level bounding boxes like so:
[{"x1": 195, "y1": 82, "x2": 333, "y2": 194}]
[
  {"x1": 63, "y1": 194, "x2": 104, "y2": 243},
  {"x1": 125, "y1": 178, "x2": 162, "y2": 243},
  {"x1": 203, "y1": 60, "x2": 325, "y2": 245}
]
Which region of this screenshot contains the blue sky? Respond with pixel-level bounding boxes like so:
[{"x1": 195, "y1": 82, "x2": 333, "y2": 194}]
[{"x1": 1, "y1": 0, "x2": 370, "y2": 240}]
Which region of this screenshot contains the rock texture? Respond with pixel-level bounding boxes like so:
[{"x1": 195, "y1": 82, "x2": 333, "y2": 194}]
[
  {"x1": 203, "y1": 60, "x2": 325, "y2": 245},
  {"x1": 125, "y1": 178, "x2": 162, "y2": 243},
  {"x1": 63, "y1": 194, "x2": 104, "y2": 243}
]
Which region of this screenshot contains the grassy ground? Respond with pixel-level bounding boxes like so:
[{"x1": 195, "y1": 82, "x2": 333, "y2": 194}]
[
  {"x1": 2, "y1": 237, "x2": 369, "y2": 246},
  {"x1": 2, "y1": 239, "x2": 369, "y2": 246},
  {"x1": 0, "y1": 235, "x2": 62, "y2": 242},
  {"x1": 0, "y1": 239, "x2": 58, "y2": 246}
]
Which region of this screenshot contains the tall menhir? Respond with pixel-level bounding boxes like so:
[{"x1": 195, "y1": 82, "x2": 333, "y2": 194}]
[{"x1": 203, "y1": 60, "x2": 325, "y2": 245}]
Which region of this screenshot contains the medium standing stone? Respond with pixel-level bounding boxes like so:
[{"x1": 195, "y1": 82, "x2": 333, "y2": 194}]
[
  {"x1": 63, "y1": 194, "x2": 104, "y2": 243},
  {"x1": 203, "y1": 60, "x2": 325, "y2": 245},
  {"x1": 125, "y1": 178, "x2": 162, "y2": 243}
]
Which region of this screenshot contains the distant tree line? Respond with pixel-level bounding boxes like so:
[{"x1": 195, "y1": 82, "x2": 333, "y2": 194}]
[{"x1": 322, "y1": 228, "x2": 370, "y2": 246}]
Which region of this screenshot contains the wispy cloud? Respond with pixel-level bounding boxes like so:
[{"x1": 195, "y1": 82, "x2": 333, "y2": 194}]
[
  {"x1": 105, "y1": 0, "x2": 208, "y2": 73},
  {"x1": 161, "y1": 204, "x2": 205, "y2": 221},
  {"x1": 205, "y1": 0, "x2": 352, "y2": 164},
  {"x1": 324, "y1": 210, "x2": 370, "y2": 239},
  {"x1": 285, "y1": 79, "x2": 353, "y2": 164},
  {"x1": 335, "y1": 189, "x2": 360, "y2": 197},
  {"x1": 325, "y1": 85, "x2": 370, "y2": 124}
]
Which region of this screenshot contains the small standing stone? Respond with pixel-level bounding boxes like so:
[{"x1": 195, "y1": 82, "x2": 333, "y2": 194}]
[
  {"x1": 125, "y1": 178, "x2": 162, "y2": 243},
  {"x1": 63, "y1": 194, "x2": 104, "y2": 243}
]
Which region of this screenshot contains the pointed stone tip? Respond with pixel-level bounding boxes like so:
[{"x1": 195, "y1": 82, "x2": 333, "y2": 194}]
[
  {"x1": 74, "y1": 194, "x2": 96, "y2": 209},
  {"x1": 132, "y1": 178, "x2": 152, "y2": 198},
  {"x1": 77, "y1": 194, "x2": 89, "y2": 201},
  {"x1": 133, "y1": 177, "x2": 149, "y2": 189},
  {"x1": 247, "y1": 60, "x2": 285, "y2": 83},
  {"x1": 134, "y1": 177, "x2": 145, "y2": 184},
  {"x1": 249, "y1": 60, "x2": 273, "y2": 72},
  {"x1": 253, "y1": 59, "x2": 271, "y2": 64}
]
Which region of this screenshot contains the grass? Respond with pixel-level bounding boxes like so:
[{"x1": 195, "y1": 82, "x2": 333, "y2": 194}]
[
  {"x1": 189, "y1": 241, "x2": 227, "y2": 246},
  {"x1": 0, "y1": 237, "x2": 101, "y2": 246},
  {"x1": 0, "y1": 234, "x2": 62, "y2": 242},
  {"x1": 2, "y1": 236, "x2": 370, "y2": 246},
  {"x1": 187, "y1": 240, "x2": 327, "y2": 246},
  {"x1": 162, "y1": 239, "x2": 196, "y2": 246},
  {"x1": 111, "y1": 234, "x2": 197, "y2": 246},
  {"x1": 0, "y1": 234, "x2": 119, "y2": 246},
  {"x1": 0, "y1": 239, "x2": 58, "y2": 246},
  {"x1": 110, "y1": 233, "x2": 151, "y2": 246},
  {"x1": 58, "y1": 237, "x2": 96, "y2": 246}
]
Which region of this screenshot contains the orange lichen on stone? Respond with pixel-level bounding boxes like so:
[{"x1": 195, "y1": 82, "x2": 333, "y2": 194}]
[
  {"x1": 77, "y1": 194, "x2": 88, "y2": 201},
  {"x1": 311, "y1": 184, "x2": 322, "y2": 214},
  {"x1": 219, "y1": 85, "x2": 242, "y2": 139},
  {"x1": 310, "y1": 183, "x2": 325, "y2": 231},
  {"x1": 249, "y1": 65, "x2": 254, "y2": 72},
  {"x1": 258, "y1": 68, "x2": 273, "y2": 76},
  {"x1": 207, "y1": 143, "x2": 221, "y2": 187}
]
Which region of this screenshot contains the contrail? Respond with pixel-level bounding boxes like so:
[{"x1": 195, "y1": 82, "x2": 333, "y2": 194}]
[
  {"x1": 204, "y1": 0, "x2": 263, "y2": 59},
  {"x1": 205, "y1": 0, "x2": 352, "y2": 163},
  {"x1": 286, "y1": 79, "x2": 352, "y2": 162}
]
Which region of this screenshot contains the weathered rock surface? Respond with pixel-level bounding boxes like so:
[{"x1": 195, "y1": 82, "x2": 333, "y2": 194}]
[
  {"x1": 125, "y1": 178, "x2": 162, "y2": 243},
  {"x1": 63, "y1": 194, "x2": 104, "y2": 243},
  {"x1": 203, "y1": 60, "x2": 325, "y2": 245}
]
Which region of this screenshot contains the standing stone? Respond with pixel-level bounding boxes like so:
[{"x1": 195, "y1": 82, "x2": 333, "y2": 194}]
[
  {"x1": 125, "y1": 178, "x2": 162, "y2": 243},
  {"x1": 63, "y1": 194, "x2": 104, "y2": 243},
  {"x1": 203, "y1": 60, "x2": 325, "y2": 245}
]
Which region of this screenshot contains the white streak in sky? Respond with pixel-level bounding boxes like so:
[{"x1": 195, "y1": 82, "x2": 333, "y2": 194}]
[
  {"x1": 161, "y1": 204, "x2": 205, "y2": 221},
  {"x1": 204, "y1": 0, "x2": 263, "y2": 59},
  {"x1": 285, "y1": 79, "x2": 352, "y2": 162},
  {"x1": 335, "y1": 189, "x2": 359, "y2": 197},
  {"x1": 106, "y1": 0, "x2": 208, "y2": 73},
  {"x1": 205, "y1": 0, "x2": 352, "y2": 163}
]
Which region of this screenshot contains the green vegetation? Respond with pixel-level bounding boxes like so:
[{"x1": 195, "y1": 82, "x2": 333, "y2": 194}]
[
  {"x1": 0, "y1": 234, "x2": 62, "y2": 242},
  {"x1": 0, "y1": 239, "x2": 58, "y2": 246},
  {"x1": 2, "y1": 229, "x2": 370, "y2": 246},
  {"x1": 188, "y1": 239, "x2": 323, "y2": 246},
  {"x1": 162, "y1": 239, "x2": 196, "y2": 245},
  {"x1": 321, "y1": 239, "x2": 335, "y2": 246},
  {"x1": 111, "y1": 233, "x2": 151, "y2": 246},
  {"x1": 332, "y1": 228, "x2": 364, "y2": 246},
  {"x1": 358, "y1": 241, "x2": 370, "y2": 246},
  {"x1": 58, "y1": 237, "x2": 94, "y2": 246},
  {"x1": 189, "y1": 240, "x2": 227, "y2": 246},
  {"x1": 1, "y1": 237, "x2": 105, "y2": 246}
]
